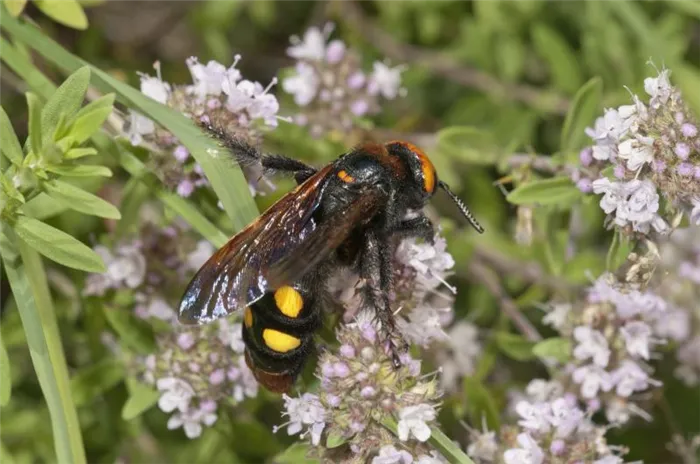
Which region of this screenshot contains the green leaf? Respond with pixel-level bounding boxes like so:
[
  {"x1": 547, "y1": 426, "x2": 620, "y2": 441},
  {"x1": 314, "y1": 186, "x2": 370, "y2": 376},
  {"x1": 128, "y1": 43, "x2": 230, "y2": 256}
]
[
  {"x1": 0, "y1": 334, "x2": 11, "y2": 406},
  {"x1": 20, "y1": 193, "x2": 67, "y2": 220},
  {"x1": 436, "y1": 126, "x2": 502, "y2": 165},
  {"x1": 64, "y1": 147, "x2": 97, "y2": 159},
  {"x1": 26, "y1": 92, "x2": 43, "y2": 155},
  {"x1": 325, "y1": 432, "x2": 347, "y2": 449},
  {"x1": 0, "y1": 224, "x2": 87, "y2": 464},
  {"x1": 506, "y1": 176, "x2": 583, "y2": 206},
  {"x1": 560, "y1": 77, "x2": 603, "y2": 156},
  {"x1": 0, "y1": 36, "x2": 56, "y2": 100},
  {"x1": 69, "y1": 106, "x2": 113, "y2": 144},
  {"x1": 0, "y1": 15, "x2": 258, "y2": 233},
  {"x1": 532, "y1": 337, "x2": 572, "y2": 364},
  {"x1": 3, "y1": 0, "x2": 28, "y2": 16},
  {"x1": 494, "y1": 331, "x2": 536, "y2": 361},
  {"x1": 273, "y1": 444, "x2": 319, "y2": 464},
  {"x1": 102, "y1": 306, "x2": 157, "y2": 355},
  {"x1": 70, "y1": 359, "x2": 125, "y2": 407},
  {"x1": 0, "y1": 106, "x2": 23, "y2": 165},
  {"x1": 33, "y1": 0, "x2": 88, "y2": 30},
  {"x1": 12, "y1": 215, "x2": 105, "y2": 272},
  {"x1": 531, "y1": 24, "x2": 582, "y2": 94},
  {"x1": 121, "y1": 378, "x2": 159, "y2": 420},
  {"x1": 463, "y1": 377, "x2": 500, "y2": 431},
  {"x1": 74, "y1": 92, "x2": 114, "y2": 119},
  {"x1": 43, "y1": 179, "x2": 120, "y2": 219},
  {"x1": 40, "y1": 66, "x2": 90, "y2": 147},
  {"x1": 45, "y1": 164, "x2": 112, "y2": 178}
]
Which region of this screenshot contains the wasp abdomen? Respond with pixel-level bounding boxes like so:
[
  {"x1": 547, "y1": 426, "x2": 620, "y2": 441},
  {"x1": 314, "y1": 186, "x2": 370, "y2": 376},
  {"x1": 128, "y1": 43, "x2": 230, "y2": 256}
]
[{"x1": 241, "y1": 284, "x2": 320, "y2": 392}]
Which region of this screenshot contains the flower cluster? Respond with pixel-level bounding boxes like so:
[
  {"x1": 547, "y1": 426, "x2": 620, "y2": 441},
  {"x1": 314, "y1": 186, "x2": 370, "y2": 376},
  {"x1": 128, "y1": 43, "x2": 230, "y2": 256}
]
[
  {"x1": 573, "y1": 66, "x2": 700, "y2": 235},
  {"x1": 84, "y1": 216, "x2": 258, "y2": 438},
  {"x1": 467, "y1": 379, "x2": 627, "y2": 464},
  {"x1": 282, "y1": 24, "x2": 406, "y2": 137},
  {"x1": 126, "y1": 56, "x2": 281, "y2": 198},
  {"x1": 276, "y1": 311, "x2": 444, "y2": 463},
  {"x1": 541, "y1": 254, "x2": 674, "y2": 425}
]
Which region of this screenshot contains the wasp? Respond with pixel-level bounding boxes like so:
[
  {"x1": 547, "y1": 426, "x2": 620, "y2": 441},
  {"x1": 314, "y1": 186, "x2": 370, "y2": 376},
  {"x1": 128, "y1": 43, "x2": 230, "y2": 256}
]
[{"x1": 178, "y1": 125, "x2": 484, "y2": 393}]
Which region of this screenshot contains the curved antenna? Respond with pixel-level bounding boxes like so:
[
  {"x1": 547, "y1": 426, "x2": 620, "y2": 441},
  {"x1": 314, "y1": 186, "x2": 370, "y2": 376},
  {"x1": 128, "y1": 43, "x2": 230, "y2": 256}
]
[{"x1": 438, "y1": 181, "x2": 485, "y2": 234}]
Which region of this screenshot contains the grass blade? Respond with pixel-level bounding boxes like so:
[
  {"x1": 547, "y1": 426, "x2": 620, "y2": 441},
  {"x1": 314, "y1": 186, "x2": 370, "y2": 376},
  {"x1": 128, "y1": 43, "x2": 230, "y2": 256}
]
[{"x1": 0, "y1": 224, "x2": 86, "y2": 464}]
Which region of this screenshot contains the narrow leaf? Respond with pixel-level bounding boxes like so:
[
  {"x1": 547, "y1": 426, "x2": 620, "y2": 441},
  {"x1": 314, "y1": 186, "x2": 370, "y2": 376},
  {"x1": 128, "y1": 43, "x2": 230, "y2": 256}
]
[
  {"x1": 45, "y1": 164, "x2": 112, "y2": 178},
  {"x1": 381, "y1": 416, "x2": 475, "y2": 464},
  {"x1": 33, "y1": 0, "x2": 88, "y2": 30},
  {"x1": 506, "y1": 176, "x2": 583, "y2": 206},
  {"x1": 531, "y1": 24, "x2": 582, "y2": 94},
  {"x1": 20, "y1": 193, "x2": 67, "y2": 220},
  {"x1": 3, "y1": 0, "x2": 28, "y2": 16},
  {"x1": 70, "y1": 359, "x2": 125, "y2": 407},
  {"x1": 436, "y1": 126, "x2": 502, "y2": 165},
  {"x1": 26, "y1": 92, "x2": 43, "y2": 155},
  {"x1": 463, "y1": 377, "x2": 500, "y2": 431},
  {"x1": 40, "y1": 66, "x2": 90, "y2": 147},
  {"x1": 273, "y1": 443, "x2": 320, "y2": 464},
  {"x1": 0, "y1": 225, "x2": 87, "y2": 463},
  {"x1": 0, "y1": 334, "x2": 11, "y2": 406},
  {"x1": 121, "y1": 378, "x2": 159, "y2": 420},
  {"x1": 43, "y1": 179, "x2": 121, "y2": 219},
  {"x1": 560, "y1": 77, "x2": 603, "y2": 156},
  {"x1": 74, "y1": 92, "x2": 114, "y2": 119},
  {"x1": 13, "y1": 215, "x2": 105, "y2": 272},
  {"x1": 69, "y1": 106, "x2": 113, "y2": 144},
  {"x1": 64, "y1": 147, "x2": 97, "y2": 159},
  {"x1": 0, "y1": 106, "x2": 23, "y2": 164}
]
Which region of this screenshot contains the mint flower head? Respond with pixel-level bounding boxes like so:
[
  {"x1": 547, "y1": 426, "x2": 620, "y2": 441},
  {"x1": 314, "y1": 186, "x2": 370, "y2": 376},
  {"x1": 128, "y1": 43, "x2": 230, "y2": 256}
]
[
  {"x1": 576, "y1": 66, "x2": 700, "y2": 235},
  {"x1": 282, "y1": 23, "x2": 406, "y2": 137},
  {"x1": 276, "y1": 310, "x2": 443, "y2": 463}
]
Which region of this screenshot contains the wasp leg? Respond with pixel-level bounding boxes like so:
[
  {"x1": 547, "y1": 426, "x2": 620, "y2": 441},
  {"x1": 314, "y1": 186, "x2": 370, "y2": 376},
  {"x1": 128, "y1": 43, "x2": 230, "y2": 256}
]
[
  {"x1": 360, "y1": 229, "x2": 406, "y2": 368},
  {"x1": 201, "y1": 121, "x2": 317, "y2": 181},
  {"x1": 390, "y1": 215, "x2": 435, "y2": 244}
]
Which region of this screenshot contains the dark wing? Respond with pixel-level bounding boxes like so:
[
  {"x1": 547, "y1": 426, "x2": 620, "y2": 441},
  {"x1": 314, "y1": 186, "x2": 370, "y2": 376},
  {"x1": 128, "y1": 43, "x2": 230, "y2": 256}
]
[{"x1": 178, "y1": 165, "x2": 386, "y2": 325}]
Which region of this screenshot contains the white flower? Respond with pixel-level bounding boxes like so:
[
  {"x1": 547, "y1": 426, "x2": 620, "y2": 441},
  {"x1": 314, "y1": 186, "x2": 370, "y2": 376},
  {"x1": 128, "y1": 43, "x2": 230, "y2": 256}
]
[
  {"x1": 368, "y1": 62, "x2": 405, "y2": 99},
  {"x1": 612, "y1": 360, "x2": 661, "y2": 397},
  {"x1": 145, "y1": 297, "x2": 175, "y2": 321},
  {"x1": 287, "y1": 26, "x2": 327, "y2": 61},
  {"x1": 466, "y1": 429, "x2": 498, "y2": 461},
  {"x1": 396, "y1": 236, "x2": 455, "y2": 293},
  {"x1": 585, "y1": 108, "x2": 631, "y2": 144},
  {"x1": 591, "y1": 142, "x2": 616, "y2": 161},
  {"x1": 397, "y1": 304, "x2": 448, "y2": 347},
  {"x1": 282, "y1": 62, "x2": 319, "y2": 106},
  {"x1": 675, "y1": 336, "x2": 700, "y2": 386},
  {"x1": 503, "y1": 433, "x2": 544, "y2": 464},
  {"x1": 654, "y1": 308, "x2": 690, "y2": 342},
  {"x1": 439, "y1": 322, "x2": 481, "y2": 388},
  {"x1": 619, "y1": 179, "x2": 659, "y2": 225},
  {"x1": 217, "y1": 320, "x2": 245, "y2": 353},
  {"x1": 690, "y1": 197, "x2": 700, "y2": 225},
  {"x1": 187, "y1": 240, "x2": 215, "y2": 271},
  {"x1": 397, "y1": 404, "x2": 436, "y2": 442},
  {"x1": 107, "y1": 244, "x2": 147, "y2": 289},
  {"x1": 573, "y1": 326, "x2": 611, "y2": 367},
  {"x1": 644, "y1": 68, "x2": 672, "y2": 109},
  {"x1": 572, "y1": 364, "x2": 614, "y2": 399},
  {"x1": 167, "y1": 402, "x2": 218, "y2": 439},
  {"x1": 515, "y1": 401, "x2": 551, "y2": 433},
  {"x1": 186, "y1": 57, "x2": 228, "y2": 99},
  {"x1": 542, "y1": 303, "x2": 570, "y2": 331},
  {"x1": 525, "y1": 379, "x2": 564, "y2": 402},
  {"x1": 549, "y1": 398, "x2": 583, "y2": 438},
  {"x1": 620, "y1": 321, "x2": 654, "y2": 359},
  {"x1": 126, "y1": 112, "x2": 155, "y2": 146},
  {"x1": 139, "y1": 73, "x2": 170, "y2": 104},
  {"x1": 372, "y1": 445, "x2": 414, "y2": 464},
  {"x1": 617, "y1": 137, "x2": 654, "y2": 171},
  {"x1": 157, "y1": 377, "x2": 195, "y2": 413},
  {"x1": 592, "y1": 178, "x2": 628, "y2": 215},
  {"x1": 415, "y1": 453, "x2": 445, "y2": 464},
  {"x1": 277, "y1": 393, "x2": 326, "y2": 446},
  {"x1": 595, "y1": 456, "x2": 624, "y2": 464}
]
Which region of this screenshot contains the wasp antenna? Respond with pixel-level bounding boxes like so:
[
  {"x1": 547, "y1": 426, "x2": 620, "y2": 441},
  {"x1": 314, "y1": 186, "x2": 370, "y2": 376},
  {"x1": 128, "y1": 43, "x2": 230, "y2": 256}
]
[{"x1": 438, "y1": 181, "x2": 485, "y2": 234}]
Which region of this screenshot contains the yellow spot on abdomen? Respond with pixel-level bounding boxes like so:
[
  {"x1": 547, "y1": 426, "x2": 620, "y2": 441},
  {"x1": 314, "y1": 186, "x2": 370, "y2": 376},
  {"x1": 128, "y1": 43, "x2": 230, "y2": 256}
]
[
  {"x1": 262, "y1": 329, "x2": 301, "y2": 353},
  {"x1": 274, "y1": 286, "x2": 303, "y2": 318},
  {"x1": 337, "y1": 170, "x2": 355, "y2": 183},
  {"x1": 244, "y1": 307, "x2": 253, "y2": 328}
]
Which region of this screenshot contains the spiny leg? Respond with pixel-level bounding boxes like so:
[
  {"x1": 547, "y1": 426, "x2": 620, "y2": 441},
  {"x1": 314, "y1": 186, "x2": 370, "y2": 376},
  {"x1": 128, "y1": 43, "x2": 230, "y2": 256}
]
[
  {"x1": 201, "y1": 121, "x2": 317, "y2": 181},
  {"x1": 390, "y1": 215, "x2": 435, "y2": 244}
]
